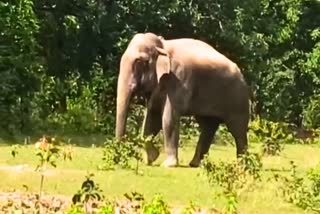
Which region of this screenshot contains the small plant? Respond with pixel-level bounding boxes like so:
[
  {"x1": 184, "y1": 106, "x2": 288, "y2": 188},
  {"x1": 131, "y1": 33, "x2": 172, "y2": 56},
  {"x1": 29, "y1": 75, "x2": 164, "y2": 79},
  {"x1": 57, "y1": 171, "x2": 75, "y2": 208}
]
[
  {"x1": 276, "y1": 161, "x2": 320, "y2": 212},
  {"x1": 31, "y1": 135, "x2": 73, "y2": 199},
  {"x1": 249, "y1": 117, "x2": 294, "y2": 155},
  {"x1": 10, "y1": 144, "x2": 21, "y2": 158},
  {"x1": 72, "y1": 173, "x2": 105, "y2": 213},
  {"x1": 99, "y1": 135, "x2": 151, "y2": 174},
  {"x1": 142, "y1": 194, "x2": 171, "y2": 214},
  {"x1": 181, "y1": 201, "x2": 203, "y2": 214},
  {"x1": 96, "y1": 203, "x2": 114, "y2": 214},
  {"x1": 34, "y1": 136, "x2": 61, "y2": 198},
  {"x1": 302, "y1": 95, "x2": 320, "y2": 129},
  {"x1": 124, "y1": 191, "x2": 145, "y2": 202},
  {"x1": 180, "y1": 117, "x2": 200, "y2": 142},
  {"x1": 215, "y1": 125, "x2": 235, "y2": 146},
  {"x1": 238, "y1": 152, "x2": 263, "y2": 180},
  {"x1": 65, "y1": 205, "x2": 84, "y2": 214},
  {"x1": 200, "y1": 151, "x2": 263, "y2": 213}
]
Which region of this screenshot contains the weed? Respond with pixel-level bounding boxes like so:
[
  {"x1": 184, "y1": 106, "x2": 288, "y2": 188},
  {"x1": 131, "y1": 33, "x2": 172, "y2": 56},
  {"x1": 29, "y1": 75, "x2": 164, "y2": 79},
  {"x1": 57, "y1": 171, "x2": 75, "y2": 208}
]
[
  {"x1": 142, "y1": 194, "x2": 171, "y2": 214},
  {"x1": 238, "y1": 152, "x2": 263, "y2": 180},
  {"x1": 277, "y1": 161, "x2": 320, "y2": 212},
  {"x1": 33, "y1": 135, "x2": 73, "y2": 198},
  {"x1": 10, "y1": 135, "x2": 74, "y2": 200},
  {"x1": 200, "y1": 151, "x2": 263, "y2": 213},
  {"x1": 249, "y1": 117, "x2": 294, "y2": 155},
  {"x1": 99, "y1": 135, "x2": 154, "y2": 174},
  {"x1": 10, "y1": 144, "x2": 21, "y2": 158},
  {"x1": 215, "y1": 125, "x2": 235, "y2": 146},
  {"x1": 72, "y1": 173, "x2": 105, "y2": 213},
  {"x1": 181, "y1": 201, "x2": 202, "y2": 214}
]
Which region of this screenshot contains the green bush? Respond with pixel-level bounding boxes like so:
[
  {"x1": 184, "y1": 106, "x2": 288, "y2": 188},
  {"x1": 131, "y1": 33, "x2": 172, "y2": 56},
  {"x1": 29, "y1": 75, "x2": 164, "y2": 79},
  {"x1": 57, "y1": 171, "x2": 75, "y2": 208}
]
[
  {"x1": 142, "y1": 194, "x2": 171, "y2": 214},
  {"x1": 249, "y1": 117, "x2": 296, "y2": 155},
  {"x1": 99, "y1": 136, "x2": 146, "y2": 173},
  {"x1": 200, "y1": 151, "x2": 263, "y2": 213},
  {"x1": 303, "y1": 95, "x2": 320, "y2": 129},
  {"x1": 215, "y1": 125, "x2": 235, "y2": 146},
  {"x1": 276, "y1": 162, "x2": 320, "y2": 213},
  {"x1": 277, "y1": 161, "x2": 320, "y2": 212}
]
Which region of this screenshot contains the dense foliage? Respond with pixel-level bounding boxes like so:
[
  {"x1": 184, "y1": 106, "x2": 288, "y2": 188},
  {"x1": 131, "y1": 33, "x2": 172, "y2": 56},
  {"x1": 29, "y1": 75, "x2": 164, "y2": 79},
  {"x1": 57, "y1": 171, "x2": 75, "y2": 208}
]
[{"x1": 1, "y1": 0, "x2": 320, "y2": 137}]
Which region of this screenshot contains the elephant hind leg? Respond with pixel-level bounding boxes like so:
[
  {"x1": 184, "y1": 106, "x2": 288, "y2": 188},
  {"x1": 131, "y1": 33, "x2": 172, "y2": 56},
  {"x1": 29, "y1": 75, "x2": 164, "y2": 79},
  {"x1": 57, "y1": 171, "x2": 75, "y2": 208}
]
[
  {"x1": 225, "y1": 115, "x2": 249, "y2": 157},
  {"x1": 189, "y1": 116, "x2": 221, "y2": 167}
]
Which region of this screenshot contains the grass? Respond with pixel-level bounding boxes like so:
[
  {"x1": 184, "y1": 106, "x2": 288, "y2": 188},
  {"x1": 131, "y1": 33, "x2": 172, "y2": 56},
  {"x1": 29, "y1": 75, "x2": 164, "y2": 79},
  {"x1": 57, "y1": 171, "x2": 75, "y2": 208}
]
[{"x1": 0, "y1": 136, "x2": 319, "y2": 213}]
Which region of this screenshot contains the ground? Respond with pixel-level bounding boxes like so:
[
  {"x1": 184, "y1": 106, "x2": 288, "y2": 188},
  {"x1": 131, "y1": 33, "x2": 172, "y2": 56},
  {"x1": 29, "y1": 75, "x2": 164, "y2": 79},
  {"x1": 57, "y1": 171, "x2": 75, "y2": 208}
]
[{"x1": 0, "y1": 135, "x2": 319, "y2": 213}]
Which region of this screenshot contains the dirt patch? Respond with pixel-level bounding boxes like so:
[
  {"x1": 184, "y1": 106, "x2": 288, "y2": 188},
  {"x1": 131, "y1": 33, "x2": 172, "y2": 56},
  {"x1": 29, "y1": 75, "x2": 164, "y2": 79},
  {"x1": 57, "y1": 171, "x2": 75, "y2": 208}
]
[
  {"x1": 0, "y1": 191, "x2": 217, "y2": 213},
  {"x1": 0, "y1": 191, "x2": 71, "y2": 213}
]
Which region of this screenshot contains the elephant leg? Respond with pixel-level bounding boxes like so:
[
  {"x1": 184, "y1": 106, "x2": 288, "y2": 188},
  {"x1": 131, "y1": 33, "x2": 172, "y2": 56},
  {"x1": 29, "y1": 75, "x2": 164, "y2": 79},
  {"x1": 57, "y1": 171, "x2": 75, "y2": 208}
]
[
  {"x1": 189, "y1": 116, "x2": 221, "y2": 167},
  {"x1": 225, "y1": 115, "x2": 249, "y2": 157},
  {"x1": 142, "y1": 108, "x2": 162, "y2": 165},
  {"x1": 161, "y1": 98, "x2": 180, "y2": 167}
]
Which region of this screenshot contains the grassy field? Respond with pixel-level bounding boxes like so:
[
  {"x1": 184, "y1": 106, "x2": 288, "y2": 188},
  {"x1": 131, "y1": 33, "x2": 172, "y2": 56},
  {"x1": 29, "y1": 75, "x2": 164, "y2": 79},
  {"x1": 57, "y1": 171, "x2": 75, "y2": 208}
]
[{"x1": 0, "y1": 136, "x2": 319, "y2": 213}]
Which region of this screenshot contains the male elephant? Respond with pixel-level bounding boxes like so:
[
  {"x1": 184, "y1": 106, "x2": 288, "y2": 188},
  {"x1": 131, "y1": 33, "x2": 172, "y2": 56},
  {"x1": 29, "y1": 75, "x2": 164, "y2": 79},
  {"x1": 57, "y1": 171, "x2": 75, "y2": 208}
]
[{"x1": 115, "y1": 32, "x2": 250, "y2": 168}]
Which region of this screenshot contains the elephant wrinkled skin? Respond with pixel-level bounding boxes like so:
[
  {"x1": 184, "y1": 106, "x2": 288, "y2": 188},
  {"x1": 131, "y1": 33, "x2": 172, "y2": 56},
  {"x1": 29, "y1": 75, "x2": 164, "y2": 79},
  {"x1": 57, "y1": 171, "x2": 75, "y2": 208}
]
[{"x1": 115, "y1": 32, "x2": 250, "y2": 168}]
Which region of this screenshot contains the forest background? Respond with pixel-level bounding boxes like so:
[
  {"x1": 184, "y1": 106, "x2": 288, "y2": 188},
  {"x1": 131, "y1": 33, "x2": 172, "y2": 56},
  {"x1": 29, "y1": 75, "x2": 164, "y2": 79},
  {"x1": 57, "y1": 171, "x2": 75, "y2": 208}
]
[{"x1": 1, "y1": 0, "x2": 320, "y2": 138}]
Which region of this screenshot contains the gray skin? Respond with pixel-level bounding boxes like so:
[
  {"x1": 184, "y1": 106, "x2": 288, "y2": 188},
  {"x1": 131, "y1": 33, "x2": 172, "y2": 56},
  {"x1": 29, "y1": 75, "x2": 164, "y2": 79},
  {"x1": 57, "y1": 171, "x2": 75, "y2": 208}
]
[{"x1": 115, "y1": 32, "x2": 250, "y2": 167}]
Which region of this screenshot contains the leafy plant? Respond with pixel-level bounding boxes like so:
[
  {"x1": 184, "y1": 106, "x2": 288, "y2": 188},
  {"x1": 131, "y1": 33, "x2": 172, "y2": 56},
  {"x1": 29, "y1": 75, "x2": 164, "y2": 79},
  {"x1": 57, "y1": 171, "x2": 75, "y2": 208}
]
[
  {"x1": 181, "y1": 201, "x2": 203, "y2": 214},
  {"x1": 215, "y1": 125, "x2": 236, "y2": 146},
  {"x1": 34, "y1": 136, "x2": 61, "y2": 198},
  {"x1": 303, "y1": 95, "x2": 320, "y2": 129},
  {"x1": 72, "y1": 173, "x2": 105, "y2": 214},
  {"x1": 96, "y1": 203, "x2": 114, "y2": 214},
  {"x1": 180, "y1": 117, "x2": 200, "y2": 142},
  {"x1": 249, "y1": 117, "x2": 295, "y2": 155},
  {"x1": 99, "y1": 135, "x2": 145, "y2": 174},
  {"x1": 31, "y1": 135, "x2": 73, "y2": 199},
  {"x1": 276, "y1": 161, "x2": 320, "y2": 212},
  {"x1": 238, "y1": 152, "x2": 263, "y2": 180},
  {"x1": 10, "y1": 144, "x2": 21, "y2": 158},
  {"x1": 142, "y1": 194, "x2": 171, "y2": 214},
  {"x1": 200, "y1": 151, "x2": 263, "y2": 213}
]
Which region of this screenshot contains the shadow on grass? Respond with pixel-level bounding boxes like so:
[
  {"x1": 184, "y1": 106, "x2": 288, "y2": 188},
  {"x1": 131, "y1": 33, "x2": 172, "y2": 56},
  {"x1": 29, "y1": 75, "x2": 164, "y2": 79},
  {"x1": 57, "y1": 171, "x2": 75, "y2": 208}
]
[
  {"x1": 146, "y1": 163, "x2": 195, "y2": 169},
  {"x1": 263, "y1": 168, "x2": 291, "y2": 172},
  {"x1": 0, "y1": 130, "x2": 109, "y2": 148}
]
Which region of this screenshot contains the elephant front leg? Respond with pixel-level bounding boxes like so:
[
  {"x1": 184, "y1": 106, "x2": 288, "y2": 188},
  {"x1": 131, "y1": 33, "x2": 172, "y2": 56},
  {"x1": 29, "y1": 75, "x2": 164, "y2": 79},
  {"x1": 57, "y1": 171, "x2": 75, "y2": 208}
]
[
  {"x1": 142, "y1": 108, "x2": 162, "y2": 165},
  {"x1": 162, "y1": 98, "x2": 180, "y2": 167}
]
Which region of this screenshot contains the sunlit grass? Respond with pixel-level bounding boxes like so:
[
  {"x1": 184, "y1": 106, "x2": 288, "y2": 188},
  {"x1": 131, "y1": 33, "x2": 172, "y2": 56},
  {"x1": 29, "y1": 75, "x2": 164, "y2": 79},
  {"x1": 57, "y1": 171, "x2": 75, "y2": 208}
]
[{"x1": 0, "y1": 137, "x2": 319, "y2": 213}]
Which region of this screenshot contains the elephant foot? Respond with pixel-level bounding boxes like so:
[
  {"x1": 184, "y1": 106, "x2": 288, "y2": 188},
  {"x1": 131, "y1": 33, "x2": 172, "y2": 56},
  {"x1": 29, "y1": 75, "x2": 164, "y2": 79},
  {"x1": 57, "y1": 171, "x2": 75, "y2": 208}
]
[
  {"x1": 189, "y1": 159, "x2": 200, "y2": 168},
  {"x1": 161, "y1": 157, "x2": 178, "y2": 167},
  {"x1": 146, "y1": 143, "x2": 160, "y2": 165}
]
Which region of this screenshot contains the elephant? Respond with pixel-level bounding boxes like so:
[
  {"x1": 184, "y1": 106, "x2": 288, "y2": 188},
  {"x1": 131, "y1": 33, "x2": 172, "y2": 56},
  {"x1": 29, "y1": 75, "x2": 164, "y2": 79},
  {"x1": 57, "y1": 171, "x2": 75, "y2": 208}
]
[{"x1": 115, "y1": 32, "x2": 250, "y2": 168}]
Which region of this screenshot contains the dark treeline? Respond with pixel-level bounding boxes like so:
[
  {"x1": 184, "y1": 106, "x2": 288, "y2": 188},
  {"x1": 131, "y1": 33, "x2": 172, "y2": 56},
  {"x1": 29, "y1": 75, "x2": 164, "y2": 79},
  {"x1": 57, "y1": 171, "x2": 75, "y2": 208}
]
[{"x1": 1, "y1": 0, "x2": 320, "y2": 136}]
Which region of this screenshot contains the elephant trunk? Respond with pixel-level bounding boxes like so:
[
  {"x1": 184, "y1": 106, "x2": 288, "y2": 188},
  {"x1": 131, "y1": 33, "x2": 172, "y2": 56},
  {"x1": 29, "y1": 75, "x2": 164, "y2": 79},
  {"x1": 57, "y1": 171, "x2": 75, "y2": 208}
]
[
  {"x1": 115, "y1": 60, "x2": 137, "y2": 139},
  {"x1": 115, "y1": 78, "x2": 133, "y2": 139}
]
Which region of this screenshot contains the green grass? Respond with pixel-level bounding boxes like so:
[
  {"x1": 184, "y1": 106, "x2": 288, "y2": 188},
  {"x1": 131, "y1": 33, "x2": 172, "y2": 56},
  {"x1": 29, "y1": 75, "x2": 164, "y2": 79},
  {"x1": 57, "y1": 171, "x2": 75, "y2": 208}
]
[{"x1": 0, "y1": 138, "x2": 319, "y2": 213}]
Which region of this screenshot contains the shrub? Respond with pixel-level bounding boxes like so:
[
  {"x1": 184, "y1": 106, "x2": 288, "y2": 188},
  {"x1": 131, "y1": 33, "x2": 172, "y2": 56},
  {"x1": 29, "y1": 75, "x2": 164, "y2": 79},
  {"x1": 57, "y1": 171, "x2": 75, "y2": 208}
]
[
  {"x1": 249, "y1": 117, "x2": 295, "y2": 155},
  {"x1": 276, "y1": 161, "x2": 320, "y2": 212},
  {"x1": 71, "y1": 173, "x2": 105, "y2": 214},
  {"x1": 303, "y1": 95, "x2": 320, "y2": 129},
  {"x1": 215, "y1": 125, "x2": 235, "y2": 146},
  {"x1": 99, "y1": 135, "x2": 151, "y2": 174},
  {"x1": 142, "y1": 194, "x2": 171, "y2": 214},
  {"x1": 200, "y1": 151, "x2": 263, "y2": 213}
]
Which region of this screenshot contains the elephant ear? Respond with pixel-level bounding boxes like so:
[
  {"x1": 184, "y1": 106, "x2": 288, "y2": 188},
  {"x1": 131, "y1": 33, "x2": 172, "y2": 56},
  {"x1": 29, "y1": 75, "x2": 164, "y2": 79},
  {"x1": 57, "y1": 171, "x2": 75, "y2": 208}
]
[{"x1": 155, "y1": 47, "x2": 171, "y2": 83}]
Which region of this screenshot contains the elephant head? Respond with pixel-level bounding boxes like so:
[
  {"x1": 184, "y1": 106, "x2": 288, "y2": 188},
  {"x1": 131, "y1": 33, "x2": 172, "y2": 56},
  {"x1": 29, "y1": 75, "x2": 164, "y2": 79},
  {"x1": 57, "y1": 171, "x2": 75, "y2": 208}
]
[{"x1": 115, "y1": 33, "x2": 170, "y2": 138}]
